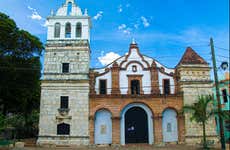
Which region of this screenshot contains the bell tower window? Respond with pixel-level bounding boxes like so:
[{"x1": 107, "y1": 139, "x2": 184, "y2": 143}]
[
  {"x1": 76, "y1": 22, "x2": 82, "y2": 38},
  {"x1": 54, "y1": 23, "x2": 61, "y2": 38},
  {"x1": 67, "y1": 2, "x2": 72, "y2": 16},
  {"x1": 62, "y1": 63, "x2": 69, "y2": 73},
  {"x1": 65, "y1": 22, "x2": 71, "y2": 38}
]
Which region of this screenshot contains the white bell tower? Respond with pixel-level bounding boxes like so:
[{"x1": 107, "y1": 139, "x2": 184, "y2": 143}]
[
  {"x1": 38, "y1": 0, "x2": 91, "y2": 146},
  {"x1": 47, "y1": 0, "x2": 91, "y2": 41}
]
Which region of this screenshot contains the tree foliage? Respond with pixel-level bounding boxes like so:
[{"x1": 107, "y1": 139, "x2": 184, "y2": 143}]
[
  {"x1": 183, "y1": 95, "x2": 229, "y2": 149},
  {"x1": 0, "y1": 12, "x2": 43, "y2": 58},
  {"x1": 0, "y1": 12, "x2": 43, "y2": 138}
]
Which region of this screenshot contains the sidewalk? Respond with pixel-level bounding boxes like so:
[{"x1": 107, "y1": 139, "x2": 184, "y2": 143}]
[{"x1": 7, "y1": 144, "x2": 229, "y2": 150}]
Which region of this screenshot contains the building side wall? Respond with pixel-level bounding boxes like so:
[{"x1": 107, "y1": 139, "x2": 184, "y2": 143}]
[{"x1": 178, "y1": 66, "x2": 218, "y2": 144}]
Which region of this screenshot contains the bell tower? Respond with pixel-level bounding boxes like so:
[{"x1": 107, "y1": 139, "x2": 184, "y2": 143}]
[
  {"x1": 38, "y1": 0, "x2": 91, "y2": 146},
  {"x1": 47, "y1": 0, "x2": 91, "y2": 41}
]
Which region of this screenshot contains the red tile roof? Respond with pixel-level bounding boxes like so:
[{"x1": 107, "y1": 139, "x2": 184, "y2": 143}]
[{"x1": 177, "y1": 47, "x2": 208, "y2": 65}]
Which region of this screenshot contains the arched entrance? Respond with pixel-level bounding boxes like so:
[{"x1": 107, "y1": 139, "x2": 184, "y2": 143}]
[
  {"x1": 162, "y1": 109, "x2": 178, "y2": 142},
  {"x1": 94, "y1": 110, "x2": 112, "y2": 144},
  {"x1": 120, "y1": 103, "x2": 153, "y2": 145},
  {"x1": 125, "y1": 107, "x2": 148, "y2": 143}
]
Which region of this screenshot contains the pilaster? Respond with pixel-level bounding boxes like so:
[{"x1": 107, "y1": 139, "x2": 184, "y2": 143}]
[
  {"x1": 151, "y1": 62, "x2": 160, "y2": 94},
  {"x1": 111, "y1": 62, "x2": 121, "y2": 95},
  {"x1": 154, "y1": 114, "x2": 163, "y2": 144}
]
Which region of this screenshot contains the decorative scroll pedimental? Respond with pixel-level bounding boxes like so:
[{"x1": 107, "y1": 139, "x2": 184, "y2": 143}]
[{"x1": 120, "y1": 42, "x2": 150, "y2": 69}]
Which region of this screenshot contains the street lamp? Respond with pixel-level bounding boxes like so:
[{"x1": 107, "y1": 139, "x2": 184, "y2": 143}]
[{"x1": 220, "y1": 62, "x2": 229, "y2": 71}]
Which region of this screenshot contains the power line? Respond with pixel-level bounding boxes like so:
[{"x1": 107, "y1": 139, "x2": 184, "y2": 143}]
[
  {"x1": 216, "y1": 55, "x2": 230, "y2": 59},
  {"x1": 214, "y1": 46, "x2": 230, "y2": 51}
]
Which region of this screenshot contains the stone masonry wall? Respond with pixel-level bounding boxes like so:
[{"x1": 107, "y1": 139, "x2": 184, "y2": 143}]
[
  {"x1": 178, "y1": 65, "x2": 218, "y2": 144},
  {"x1": 43, "y1": 46, "x2": 89, "y2": 80},
  {"x1": 37, "y1": 81, "x2": 89, "y2": 145}
]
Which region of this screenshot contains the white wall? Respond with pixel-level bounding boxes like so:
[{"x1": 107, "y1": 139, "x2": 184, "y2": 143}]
[
  {"x1": 120, "y1": 63, "x2": 151, "y2": 94},
  {"x1": 93, "y1": 48, "x2": 176, "y2": 95},
  {"x1": 95, "y1": 71, "x2": 112, "y2": 94},
  {"x1": 158, "y1": 72, "x2": 175, "y2": 94}
]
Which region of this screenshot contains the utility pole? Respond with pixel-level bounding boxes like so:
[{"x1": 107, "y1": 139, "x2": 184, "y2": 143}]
[{"x1": 210, "y1": 37, "x2": 226, "y2": 149}]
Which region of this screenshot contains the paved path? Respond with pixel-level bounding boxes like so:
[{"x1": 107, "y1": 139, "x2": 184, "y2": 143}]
[{"x1": 5, "y1": 144, "x2": 228, "y2": 150}]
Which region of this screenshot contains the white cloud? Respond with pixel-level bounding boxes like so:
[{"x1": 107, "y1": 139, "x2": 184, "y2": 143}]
[
  {"x1": 42, "y1": 20, "x2": 49, "y2": 27},
  {"x1": 118, "y1": 24, "x2": 132, "y2": 35},
  {"x1": 31, "y1": 12, "x2": 42, "y2": 20},
  {"x1": 118, "y1": 24, "x2": 126, "y2": 30},
  {"x1": 141, "y1": 16, "x2": 150, "y2": 27},
  {"x1": 28, "y1": 5, "x2": 43, "y2": 20},
  {"x1": 98, "y1": 52, "x2": 121, "y2": 66},
  {"x1": 93, "y1": 11, "x2": 103, "y2": 20},
  {"x1": 123, "y1": 28, "x2": 132, "y2": 35},
  {"x1": 134, "y1": 24, "x2": 139, "y2": 29},
  {"x1": 28, "y1": 6, "x2": 35, "y2": 11},
  {"x1": 118, "y1": 5, "x2": 123, "y2": 13}
]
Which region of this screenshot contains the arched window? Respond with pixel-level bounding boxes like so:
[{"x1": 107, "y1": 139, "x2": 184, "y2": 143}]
[
  {"x1": 65, "y1": 22, "x2": 71, "y2": 38},
  {"x1": 67, "y1": 2, "x2": 72, "y2": 16},
  {"x1": 54, "y1": 23, "x2": 61, "y2": 38},
  {"x1": 57, "y1": 123, "x2": 70, "y2": 135},
  {"x1": 76, "y1": 22, "x2": 82, "y2": 37}
]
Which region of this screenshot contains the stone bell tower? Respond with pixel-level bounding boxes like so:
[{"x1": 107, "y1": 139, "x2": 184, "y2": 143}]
[
  {"x1": 176, "y1": 47, "x2": 218, "y2": 144},
  {"x1": 37, "y1": 0, "x2": 91, "y2": 145}
]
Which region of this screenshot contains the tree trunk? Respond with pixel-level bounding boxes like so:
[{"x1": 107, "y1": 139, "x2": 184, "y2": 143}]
[{"x1": 202, "y1": 121, "x2": 208, "y2": 149}]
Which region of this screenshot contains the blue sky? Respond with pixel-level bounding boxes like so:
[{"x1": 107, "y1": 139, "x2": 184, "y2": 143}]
[{"x1": 0, "y1": 0, "x2": 229, "y2": 75}]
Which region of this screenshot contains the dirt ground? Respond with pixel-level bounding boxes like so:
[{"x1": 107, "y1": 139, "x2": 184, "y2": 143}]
[{"x1": 3, "y1": 144, "x2": 229, "y2": 150}]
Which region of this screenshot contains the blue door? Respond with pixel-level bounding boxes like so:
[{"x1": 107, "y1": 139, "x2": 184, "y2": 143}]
[
  {"x1": 95, "y1": 110, "x2": 112, "y2": 144},
  {"x1": 162, "y1": 109, "x2": 178, "y2": 142}
]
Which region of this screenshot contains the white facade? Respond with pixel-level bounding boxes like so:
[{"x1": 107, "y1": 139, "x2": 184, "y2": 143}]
[{"x1": 93, "y1": 45, "x2": 176, "y2": 95}]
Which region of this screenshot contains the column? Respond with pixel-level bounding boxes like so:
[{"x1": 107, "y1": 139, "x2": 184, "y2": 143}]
[
  {"x1": 112, "y1": 117, "x2": 121, "y2": 144},
  {"x1": 154, "y1": 114, "x2": 163, "y2": 144},
  {"x1": 177, "y1": 114, "x2": 185, "y2": 143},
  {"x1": 89, "y1": 116, "x2": 95, "y2": 144}
]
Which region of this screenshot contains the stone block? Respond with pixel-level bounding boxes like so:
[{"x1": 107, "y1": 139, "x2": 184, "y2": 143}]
[{"x1": 15, "y1": 142, "x2": 24, "y2": 148}]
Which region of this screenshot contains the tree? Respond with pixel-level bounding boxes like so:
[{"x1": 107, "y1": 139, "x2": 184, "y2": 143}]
[
  {"x1": 0, "y1": 12, "x2": 43, "y2": 137},
  {"x1": 183, "y1": 95, "x2": 228, "y2": 149}
]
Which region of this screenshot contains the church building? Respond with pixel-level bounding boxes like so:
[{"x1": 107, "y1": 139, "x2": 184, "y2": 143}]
[{"x1": 38, "y1": 0, "x2": 218, "y2": 146}]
